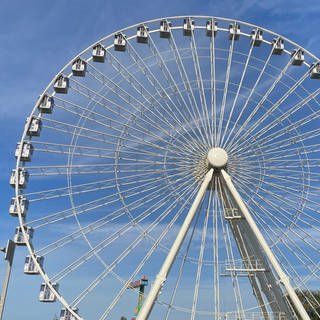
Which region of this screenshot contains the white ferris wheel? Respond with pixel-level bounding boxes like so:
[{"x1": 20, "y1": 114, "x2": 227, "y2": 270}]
[{"x1": 9, "y1": 16, "x2": 320, "y2": 320}]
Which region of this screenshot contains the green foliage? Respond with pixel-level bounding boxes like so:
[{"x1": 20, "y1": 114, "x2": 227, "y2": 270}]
[{"x1": 295, "y1": 290, "x2": 320, "y2": 320}]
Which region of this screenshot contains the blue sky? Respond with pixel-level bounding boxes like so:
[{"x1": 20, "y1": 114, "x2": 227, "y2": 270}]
[{"x1": 1, "y1": 0, "x2": 320, "y2": 319}]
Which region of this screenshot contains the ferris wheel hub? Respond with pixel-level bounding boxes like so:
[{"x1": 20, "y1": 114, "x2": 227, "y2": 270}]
[{"x1": 207, "y1": 148, "x2": 228, "y2": 169}]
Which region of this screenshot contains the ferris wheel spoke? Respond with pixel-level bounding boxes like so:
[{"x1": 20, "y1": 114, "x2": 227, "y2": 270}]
[
  {"x1": 261, "y1": 131, "x2": 320, "y2": 155},
  {"x1": 103, "y1": 50, "x2": 206, "y2": 152},
  {"x1": 232, "y1": 88, "x2": 320, "y2": 152},
  {"x1": 26, "y1": 169, "x2": 182, "y2": 202},
  {"x1": 191, "y1": 188, "x2": 212, "y2": 320},
  {"x1": 35, "y1": 174, "x2": 189, "y2": 256},
  {"x1": 53, "y1": 96, "x2": 202, "y2": 158},
  {"x1": 233, "y1": 175, "x2": 320, "y2": 248},
  {"x1": 228, "y1": 72, "x2": 310, "y2": 153},
  {"x1": 42, "y1": 117, "x2": 189, "y2": 158},
  {"x1": 190, "y1": 29, "x2": 211, "y2": 143},
  {"x1": 217, "y1": 36, "x2": 235, "y2": 145},
  {"x1": 31, "y1": 140, "x2": 195, "y2": 165},
  {"x1": 233, "y1": 173, "x2": 310, "y2": 218},
  {"x1": 234, "y1": 111, "x2": 320, "y2": 157},
  {"x1": 216, "y1": 177, "x2": 245, "y2": 316},
  {"x1": 222, "y1": 47, "x2": 274, "y2": 147},
  {"x1": 63, "y1": 83, "x2": 194, "y2": 155},
  {"x1": 85, "y1": 61, "x2": 203, "y2": 149},
  {"x1": 86, "y1": 60, "x2": 175, "y2": 130},
  {"x1": 239, "y1": 194, "x2": 320, "y2": 299},
  {"x1": 168, "y1": 29, "x2": 210, "y2": 145},
  {"x1": 70, "y1": 180, "x2": 198, "y2": 308},
  {"x1": 53, "y1": 176, "x2": 195, "y2": 285},
  {"x1": 220, "y1": 40, "x2": 255, "y2": 147},
  {"x1": 230, "y1": 107, "x2": 320, "y2": 158},
  {"x1": 38, "y1": 176, "x2": 198, "y2": 277},
  {"x1": 235, "y1": 129, "x2": 320, "y2": 161},
  {"x1": 146, "y1": 33, "x2": 209, "y2": 148},
  {"x1": 24, "y1": 164, "x2": 170, "y2": 177},
  {"x1": 124, "y1": 39, "x2": 209, "y2": 147},
  {"x1": 164, "y1": 186, "x2": 205, "y2": 320},
  {"x1": 245, "y1": 196, "x2": 320, "y2": 287},
  {"x1": 227, "y1": 54, "x2": 300, "y2": 148},
  {"x1": 209, "y1": 21, "x2": 217, "y2": 146},
  {"x1": 30, "y1": 169, "x2": 193, "y2": 233},
  {"x1": 270, "y1": 238, "x2": 320, "y2": 318},
  {"x1": 97, "y1": 180, "x2": 201, "y2": 320}
]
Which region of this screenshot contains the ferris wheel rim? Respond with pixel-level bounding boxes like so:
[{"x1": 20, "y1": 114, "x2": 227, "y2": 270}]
[{"x1": 11, "y1": 15, "x2": 320, "y2": 320}]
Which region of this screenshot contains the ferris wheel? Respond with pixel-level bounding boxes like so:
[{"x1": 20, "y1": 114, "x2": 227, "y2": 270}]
[{"x1": 9, "y1": 15, "x2": 320, "y2": 320}]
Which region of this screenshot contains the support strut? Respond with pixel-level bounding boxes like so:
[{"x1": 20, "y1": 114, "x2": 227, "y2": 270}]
[
  {"x1": 136, "y1": 169, "x2": 214, "y2": 320},
  {"x1": 220, "y1": 169, "x2": 310, "y2": 320}
]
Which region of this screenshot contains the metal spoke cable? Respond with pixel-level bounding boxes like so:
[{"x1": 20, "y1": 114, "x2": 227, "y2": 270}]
[
  {"x1": 97, "y1": 184, "x2": 200, "y2": 320},
  {"x1": 217, "y1": 178, "x2": 245, "y2": 316},
  {"x1": 54, "y1": 175, "x2": 195, "y2": 286},
  {"x1": 53, "y1": 96, "x2": 207, "y2": 158},
  {"x1": 228, "y1": 69, "x2": 311, "y2": 151},
  {"x1": 30, "y1": 169, "x2": 193, "y2": 233},
  {"x1": 217, "y1": 35, "x2": 235, "y2": 145},
  {"x1": 125, "y1": 39, "x2": 209, "y2": 146},
  {"x1": 209, "y1": 20, "x2": 217, "y2": 146},
  {"x1": 164, "y1": 194, "x2": 204, "y2": 320},
  {"x1": 222, "y1": 47, "x2": 274, "y2": 147},
  {"x1": 146, "y1": 32, "x2": 207, "y2": 147},
  {"x1": 191, "y1": 189, "x2": 212, "y2": 320},
  {"x1": 220, "y1": 39, "x2": 255, "y2": 146},
  {"x1": 74, "y1": 177, "x2": 200, "y2": 309},
  {"x1": 35, "y1": 174, "x2": 194, "y2": 257},
  {"x1": 230, "y1": 88, "x2": 320, "y2": 152},
  {"x1": 27, "y1": 170, "x2": 184, "y2": 202},
  {"x1": 237, "y1": 194, "x2": 320, "y2": 318},
  {"x1": 233, "y1": 175, "x2": 320, "y2": 252},
  {"x1": 190, "y1": 29, "x2": 211, "y2": 142},
  {"x1": 41, "y1": 118, "x2": 189, "y2": 158},
  {"x1": 168, "y1": 29, "x2": 210, "y2": 145}
]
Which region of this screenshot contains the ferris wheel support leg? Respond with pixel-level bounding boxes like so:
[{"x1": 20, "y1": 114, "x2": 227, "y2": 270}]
[
  {"x1": 136, "y1": 169, "x2": 214, "y2": 320},
  {"x1": 220, "y1": 169, "x2": 311, "y2": 320}
]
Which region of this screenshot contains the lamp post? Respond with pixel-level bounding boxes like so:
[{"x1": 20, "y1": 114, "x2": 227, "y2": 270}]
[{"x1": 0, "y1": 240, "x2": 16, "y2": 320}]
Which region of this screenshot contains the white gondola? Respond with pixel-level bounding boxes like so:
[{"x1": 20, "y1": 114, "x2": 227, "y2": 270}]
[
  {"x1": 10, "y1": 168, "x2": 29, "y2": 188},
  {"x1": 114, "y1": 33, "x2": 127, "y2": 51},
  {"x1": 160, "y1": 20, "x2": 171, "y2": 38},
  {"x1": 229, "y1": 23, "x2": 240, "y2": 40},
  {"x1": 272, "y1": 38, "x2": 284, "y2": 55},
  {"x1": 37, "y1": 94, "x2": 54, "y2": 114},
  {"x1": 206, "y1": 19, "x2": 218, "y2": 37},
  {"x1": 14, "y1": 226, "x2": 33, "y2": 246},
  {"x1": 39, "y1": 282, "x2": 59, "y2": 302},
  {"x1": 24, "y1": 255, "x2": 44, "y2": 274},
  {"x1": 72, "y1": 58, "x2": 86, "y2": 76},
  {"x1": 9, "y1": 196, "x2": 29, "y2": 217},
  {"x1": 250, "y1": 29, "x2": 263, "y2": 46},
  {"x1": 183, "y1": 18, "x2": 194, "y2": 36},
  {"x1": 310, "y1": 62, "x2": 320, "y2": 79},
  {"x1": 54, "y1": 74, "x2": 69, "y2": 94},
  {"x1": 15, "y1": 141, "x2": 33, "y2": 162},
  {"x1": 92, "y1": 43, "x2": 106, "y2": 62},
  {"x1": 291, "y1": 49, "x2": 304, "y2": 66},
  {"x1": 137, "y1": 25, "x2": 149, "y2": 43},
  {"x1": 60, "y1": 307, "x2": 79, "y2": 320},
  {"x1": 26, "y1": 117, "x2": 42, "y2": 136}
]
